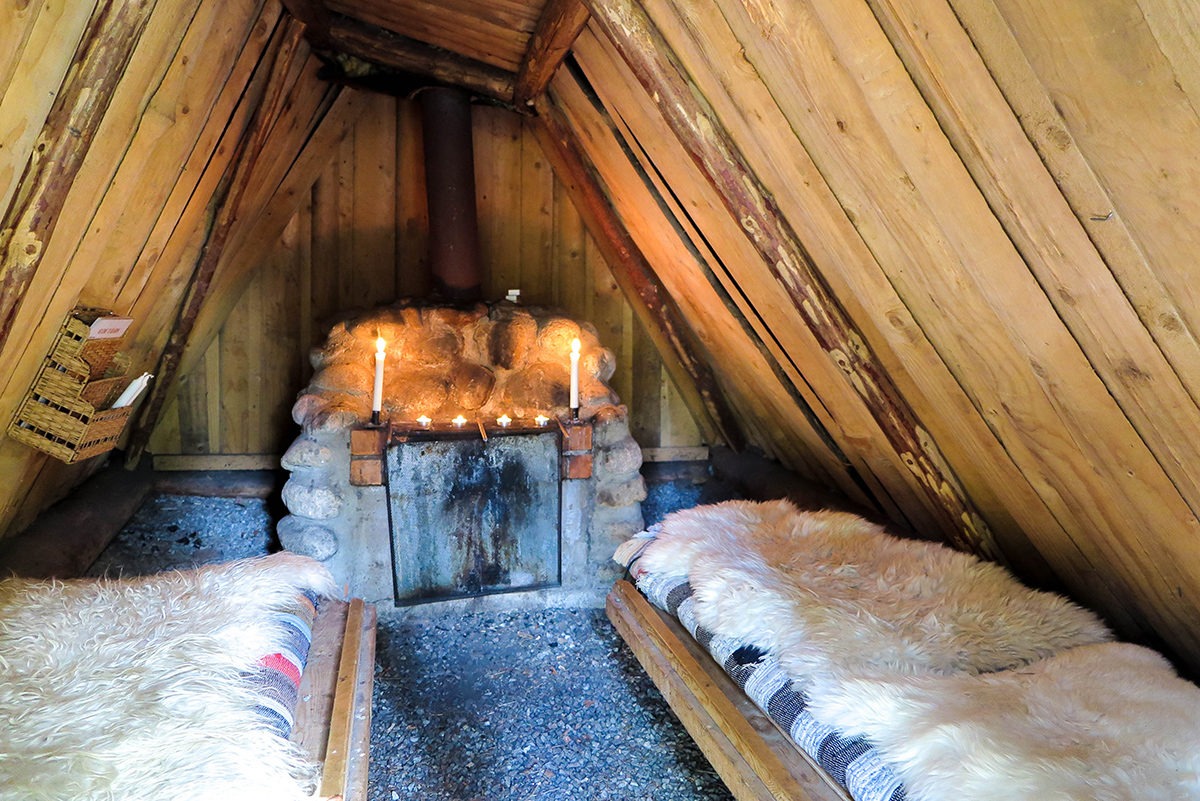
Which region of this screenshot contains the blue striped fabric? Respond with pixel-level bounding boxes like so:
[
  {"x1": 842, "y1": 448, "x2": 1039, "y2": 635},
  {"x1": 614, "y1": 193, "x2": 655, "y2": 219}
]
[
  {"x1": 245, "y1": 591, "x2": 318, "y2": 739},
  {"x1": 632, "y1": 567, "x2": 906, "y2": 801}
]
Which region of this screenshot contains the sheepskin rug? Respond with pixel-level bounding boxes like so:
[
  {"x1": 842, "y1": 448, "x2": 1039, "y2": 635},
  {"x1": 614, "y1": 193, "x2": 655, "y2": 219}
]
[
  {"x1": 0, "y1": 553, "x2": 337, "y2": 801},
  {"x1": 636, "y1": 499, "x2": 1111, "y2": 687},
  {"x1": 806, "y1": 642, "x2": 1200, "y2": 801}
]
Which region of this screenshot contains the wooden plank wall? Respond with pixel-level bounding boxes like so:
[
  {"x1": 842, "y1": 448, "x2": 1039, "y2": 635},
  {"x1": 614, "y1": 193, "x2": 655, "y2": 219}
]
[
  {"x1": 558, "y1": 0, "x2": 1200, "y2": 673},
  {"x1": 0, "y1": 0, "x2": 344, "y2": 538},
  {"x1": 8, "y1": 0, "x2": 1200, "y2": 683},
  {"x1": 147, "y1": 93, "x2": 702, "y2": 465}
]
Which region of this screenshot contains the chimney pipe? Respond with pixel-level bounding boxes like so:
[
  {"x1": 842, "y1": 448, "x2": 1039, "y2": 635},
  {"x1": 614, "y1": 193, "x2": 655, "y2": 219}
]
[{"x1": 420, "y1": 87, "x2": 483, "y2": 303}]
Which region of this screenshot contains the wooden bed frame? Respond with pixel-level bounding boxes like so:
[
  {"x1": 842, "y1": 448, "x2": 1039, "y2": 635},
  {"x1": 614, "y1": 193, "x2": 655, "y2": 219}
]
[
  {"x1": 292, "y1": 597, "x2": 378, "y2": 801},
  {"x1": 606, "y1": 579, "x2": 849, "y2": 801}
]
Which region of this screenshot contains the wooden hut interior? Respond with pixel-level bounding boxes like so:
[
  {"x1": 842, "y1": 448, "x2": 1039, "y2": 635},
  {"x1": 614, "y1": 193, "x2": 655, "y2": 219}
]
[{"x1": 5, "y1": 0, "x2": 1200, "y2": 798}]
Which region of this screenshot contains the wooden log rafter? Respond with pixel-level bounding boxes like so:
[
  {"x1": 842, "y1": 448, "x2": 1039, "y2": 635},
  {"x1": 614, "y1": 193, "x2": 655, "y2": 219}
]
[
  {"x1": 514, "y1": 0, "x2": 591, "y2": 108},
  {"x1": 0, "y1": 0, "x2": 159, "y2": 352},
  {"x1": 584, "y1": 0, "x2": 999, "y2": 558},
  {"x1": 534, "y1": 93, "x2": 742, "y2": 450},
  {"x1": 125, "y1": 16, "x2": 332, "y2": 466},
  {"x1": 278, "y1": 0, "x2": 334, "y2": 50},
  {"x1": 327, "y1": 14, "x2": 515, "y2": 103}
]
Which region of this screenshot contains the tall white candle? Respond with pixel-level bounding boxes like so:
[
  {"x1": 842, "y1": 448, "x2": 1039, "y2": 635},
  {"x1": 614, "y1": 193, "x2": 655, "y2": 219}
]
[
  {"x1": 372, "y1": 337, "x2": 386, "y2": 414},
  {"x1": 569, "y1": 337, "x2": 581, "y2": 409}
]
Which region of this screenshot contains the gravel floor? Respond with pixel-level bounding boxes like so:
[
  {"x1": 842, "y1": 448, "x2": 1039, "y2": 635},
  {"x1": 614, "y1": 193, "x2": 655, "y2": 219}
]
[
  {"x1": 86, "y1": 494, "x2": 277, "y2": 578},
  {"x1": 370, "y1": 609, "x2": 729, "y2": 801},
  {"x1": 91, "y1": 474, "x2": 736, "y2": 801}
]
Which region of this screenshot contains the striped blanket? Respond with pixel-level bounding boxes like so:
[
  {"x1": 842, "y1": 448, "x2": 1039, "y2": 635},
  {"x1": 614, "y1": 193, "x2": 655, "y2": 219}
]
[
  {"x1": 247, "y1": 591, "x2": 318, "y2": 738},
  {"x1": 621, "y1": 539, "x2": 906, "y2": 801}
]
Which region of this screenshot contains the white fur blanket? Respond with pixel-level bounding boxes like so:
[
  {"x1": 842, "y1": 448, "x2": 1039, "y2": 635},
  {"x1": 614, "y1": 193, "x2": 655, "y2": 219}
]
[
  {"x1": 807, "y1": 642, "x2": 1200, "y2": 801},
  {"x1": 629, "y1": 501, "x2": 1200, "y2": 799},
  {"x1": 0, "y1": 553, "x2": 337, "y2": 801},
  {"x1": 636, "y1": 500, "x2": 1111, "y2": 687}
]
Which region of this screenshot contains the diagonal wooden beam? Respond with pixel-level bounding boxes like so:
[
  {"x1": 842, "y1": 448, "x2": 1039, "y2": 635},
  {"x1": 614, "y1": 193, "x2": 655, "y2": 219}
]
[
  {"x1": 0, "y1": 0, "x2": 159, "y2": 352},
  {"x1": 125, "y1": 17, "x2": 331, "y2": 466},
  {"x1": 534, "y1": 93, "x2": 742, "y2": 451},
  {"x1": 514, "y1": 0, "x2": 591, "y2": 108},
  {"x1": 327, "y1": 14, "x2": 515, "y2": 103},
  {"x1": 583, "y1": 0, "x2": 998, "y2": 558},
  {"x1": 278, "y1": 0, "x2": 334, "y2": 50}
]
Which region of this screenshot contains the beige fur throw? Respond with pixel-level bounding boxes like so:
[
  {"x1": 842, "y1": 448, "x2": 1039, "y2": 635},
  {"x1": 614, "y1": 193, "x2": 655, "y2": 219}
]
[
  {"x1": 0, "y1": 553, "x2": 337, "y2": 801},
  {"x1": 637, "y1": 499, "x2": 1111, "y2": 687},
  {"x1": 807, "y1": 642, "x2": 1200, "y2": 801}
]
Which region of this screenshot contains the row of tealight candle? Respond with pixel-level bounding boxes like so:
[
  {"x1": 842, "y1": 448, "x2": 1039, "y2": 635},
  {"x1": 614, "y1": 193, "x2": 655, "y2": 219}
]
[{"x1": 407, "y1": 413, "x2": 552, "y2": 428}]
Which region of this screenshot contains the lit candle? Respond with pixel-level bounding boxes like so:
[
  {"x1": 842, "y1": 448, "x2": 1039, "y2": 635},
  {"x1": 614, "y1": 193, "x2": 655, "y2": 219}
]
[
  {"x1": 535, "y1": 414, "x2": 549, "y2": 427},
  {"x1": 497, "y1": 414, "x2": 512, "y2": 427},
  {"x1": 452, "y1": 415, "x2": 467, "y2": 427},
  {"x1": 569, "y1": 337, "x2": 581, "y2": 412},
  {"x1": 372, "y1": 337, "x2": 386, "y2": 424},
  {"x1": 416, "y1": 414, "x2": 431, "y2": 427}
]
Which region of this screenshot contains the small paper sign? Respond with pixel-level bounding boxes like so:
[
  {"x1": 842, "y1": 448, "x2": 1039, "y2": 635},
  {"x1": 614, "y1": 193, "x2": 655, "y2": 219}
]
[{"x1": 88, "y1": 316, "x2": 133, "y2": 339}]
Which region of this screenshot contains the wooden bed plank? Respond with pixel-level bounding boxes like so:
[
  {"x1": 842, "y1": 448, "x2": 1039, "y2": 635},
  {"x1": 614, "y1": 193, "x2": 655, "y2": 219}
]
[
  {"x1": 328, "y1": 598, "x2": 377, "y2": 801},
  {"x1": 293, "y1": 599, "x2": 347, "y2": 761},
  {"x1": 606, "y1": 580, "x2": 849, "y2": 801},
  {"x1": 293, "y1": 597, "x2": 377, "y2": 801}
]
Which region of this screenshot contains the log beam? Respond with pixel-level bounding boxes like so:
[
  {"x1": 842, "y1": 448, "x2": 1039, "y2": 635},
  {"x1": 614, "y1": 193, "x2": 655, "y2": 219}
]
[
  {"x1": 514, "y1": 0, "x2": 591, "y2": 107},
  {"x1": 534, "y1": 94, "x2": 742, "y2": 450},
  {"x1": 0, "y1": 0, "x2": 158, "y2": 351},
  {"x1": 327, "y1": 14, "x2": 514, "y2": 103},
  {"x1": 583, "y1": 0, "x2": 997, "y2": 557},
  {"x1": 279, "y1": 0, "x2": 334, "y2": 50}
]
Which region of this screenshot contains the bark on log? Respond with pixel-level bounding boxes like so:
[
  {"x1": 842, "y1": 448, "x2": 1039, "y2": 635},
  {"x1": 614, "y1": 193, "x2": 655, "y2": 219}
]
[
  {"x1": 584, "y1": 0, "x2": 998, "y2": 558},
  {"x1": 534, "y1": 94, "x2": 742, "y2": 451},
  {"x1": 0, "y1": 0, "x2": 158, "y2": 350}
]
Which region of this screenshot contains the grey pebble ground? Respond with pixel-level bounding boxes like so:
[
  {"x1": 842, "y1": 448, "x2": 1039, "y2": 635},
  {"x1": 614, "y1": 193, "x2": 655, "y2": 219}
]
[{"x1": 92, "y1": 471, "x2": 735, "y2": 801}]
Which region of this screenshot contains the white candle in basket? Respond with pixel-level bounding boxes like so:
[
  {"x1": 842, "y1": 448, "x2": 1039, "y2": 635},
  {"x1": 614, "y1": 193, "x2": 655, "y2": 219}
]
[
  {"x1": 372, "y1": 337, "x2": 385, "y2": 416},
  {"x1": 569, "y1": 338, "x2": 581, "y2": 410}
]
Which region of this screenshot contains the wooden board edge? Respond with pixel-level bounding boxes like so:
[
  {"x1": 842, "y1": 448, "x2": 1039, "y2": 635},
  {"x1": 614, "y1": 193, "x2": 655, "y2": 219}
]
[
  {"x1": 606, "y1": 580, "x2": 850, "y2": 801},
  {"x1": 293, "y1": 598, "x2": 348, "y2": 764},
  {"x1": 344, "y1": 600, "x2": 377, "y2": 801},
  {"x1": 319, "y1": 597, "x2": 376, "y2": 800},
  {"x1": 151, "y1": 453, "x2": 281, "y2": 471}
]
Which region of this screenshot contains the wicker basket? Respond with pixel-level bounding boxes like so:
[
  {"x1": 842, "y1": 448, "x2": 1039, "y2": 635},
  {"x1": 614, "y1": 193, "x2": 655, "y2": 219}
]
[{"x1": 7, "y1": 310, "x2": 134, "y2": 464}]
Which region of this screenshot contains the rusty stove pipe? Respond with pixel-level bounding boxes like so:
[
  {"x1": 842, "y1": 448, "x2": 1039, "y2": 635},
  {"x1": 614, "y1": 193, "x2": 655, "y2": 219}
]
[{"x1": 420, "y1": 86, "x2": 483, "y2": 303}]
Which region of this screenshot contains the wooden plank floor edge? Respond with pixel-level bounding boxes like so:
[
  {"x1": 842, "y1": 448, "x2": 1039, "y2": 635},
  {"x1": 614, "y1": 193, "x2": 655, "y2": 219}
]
[{"x1": 605, "y1": 579, "x2": 849, "y2": 801}]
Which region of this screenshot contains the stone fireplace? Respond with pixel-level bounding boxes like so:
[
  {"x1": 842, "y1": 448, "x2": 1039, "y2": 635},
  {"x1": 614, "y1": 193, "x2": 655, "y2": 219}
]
[{"x1": 277, "y1": 301, "x2": 646, "y2": 606}]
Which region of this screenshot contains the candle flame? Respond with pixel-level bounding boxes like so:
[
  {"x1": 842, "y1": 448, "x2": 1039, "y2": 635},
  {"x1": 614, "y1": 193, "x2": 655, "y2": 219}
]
[
  {"x1": 570, "y1": 337, "x2": 581, "y2": 354},
  {"x1": 497, "y1": 414, "x2": 512, "y2": 427},
  {"x1": 376, "y1": 337, "x2": 386, "y2": 353},
  {"x1": 452, "y1": 415, "x2": 467, "y2": 427},
  {"x1": 416, "y1": 415, "x2": 431, "y2": 426},
  {"x1": 535, "y1": 414, "x2": 549, "y2": 426}
]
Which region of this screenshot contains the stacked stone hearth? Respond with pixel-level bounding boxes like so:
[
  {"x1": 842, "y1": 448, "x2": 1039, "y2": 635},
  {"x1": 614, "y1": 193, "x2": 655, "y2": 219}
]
[{"x1": 277, "y1": 301, "x2": 646, "y2": 605}]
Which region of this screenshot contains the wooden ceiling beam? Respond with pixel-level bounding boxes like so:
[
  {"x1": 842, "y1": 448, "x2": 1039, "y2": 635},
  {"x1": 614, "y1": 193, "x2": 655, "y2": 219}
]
[
  {"x1": 0, "y1": 0, "x2": 159, "y2": 352},
  {"x1": 533, "y1": 92, "x2": 742, "y2": 451},
  {"x1": 514, "y1": 0, "x2": 590, "y2": 107},
  {"x1": 126, "y1": 19, "x2": 319, "y2": 465},
  {"x1": 327, "y1": 14, "x2": 515, "y2": 103},
  {"x1": 278, "y1": 0, "x2": 334, "y2": 50},
  {"x1": 584, "y1": 0, "x2": 999, "y2": 559}
]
